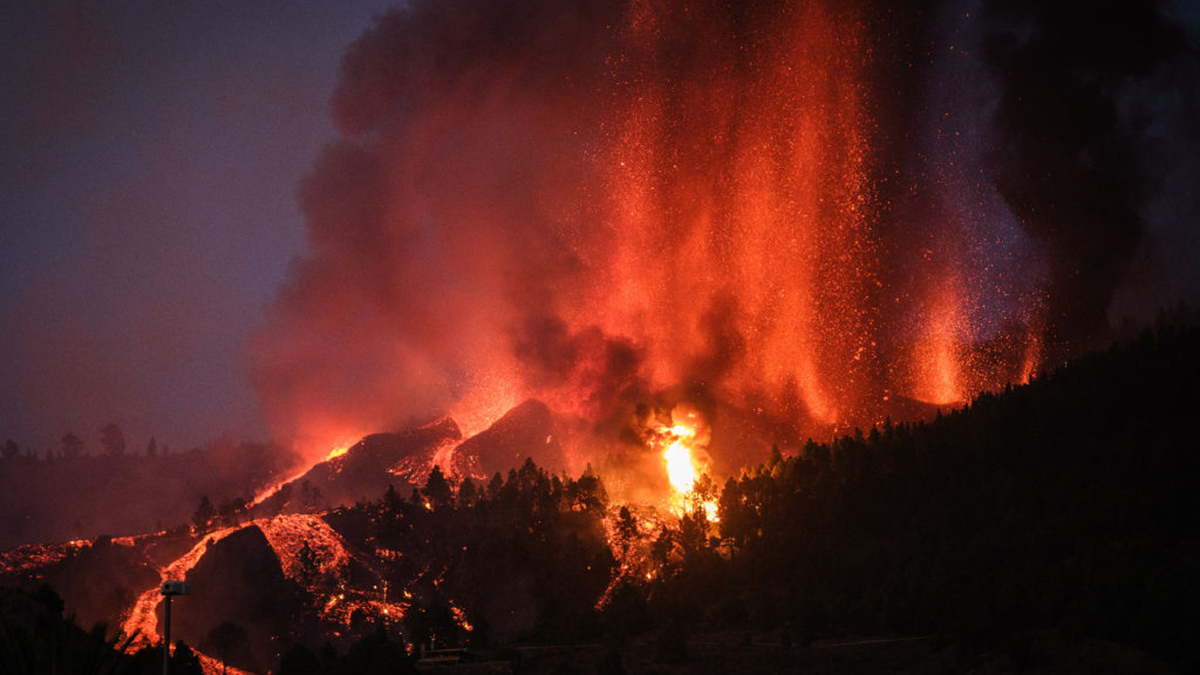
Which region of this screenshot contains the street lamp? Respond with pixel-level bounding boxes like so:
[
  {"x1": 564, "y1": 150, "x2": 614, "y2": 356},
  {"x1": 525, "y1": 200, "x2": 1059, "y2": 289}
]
[{"x1": 161, "y1": 580, "x2": 191, "y2": 675}]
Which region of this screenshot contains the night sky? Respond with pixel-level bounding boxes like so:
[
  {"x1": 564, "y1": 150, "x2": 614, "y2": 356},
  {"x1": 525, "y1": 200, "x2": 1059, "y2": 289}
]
[
  {"x1": 2, "y1": 0, "x2": 1198, "y2": 456},
  {"x1": 1, "y1": 1, "x2": 392, "y2": 452}
]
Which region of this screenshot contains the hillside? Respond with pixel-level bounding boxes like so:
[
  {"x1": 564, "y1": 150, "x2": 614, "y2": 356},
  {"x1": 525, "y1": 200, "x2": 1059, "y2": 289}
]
[{"x1": 2, "y1": 324, "x2": 1197, "y2": 673}]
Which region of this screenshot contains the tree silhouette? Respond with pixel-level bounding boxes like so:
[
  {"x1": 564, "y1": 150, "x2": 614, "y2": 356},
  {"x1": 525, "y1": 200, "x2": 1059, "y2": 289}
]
[
  {"x1": 203, "y1": 621, "x2": 254, "y2": 674},
  {"x1": 192, "y1": 495, "x2": 215, "y2": 535},
  {"x1": 457, "y1": 477, "x2": 477, "y2": 508},
  {"x1": 300, "y1": 480, "x2": 323, "y2": 513},
  {"x1": 421, "y1": 466, "x2": 453, "y2": 511},
  {"x1": 99, "y1": 423, "x2": 126, "y2": 457},
  {"x1": 60, "y1": 433, "x2": 84, "y2": 459},
  {"x1": 615, "y1": 506, "x2": 638, "y2": 560},
  {"x1": 0, "y1": 586, "x2": 137, "y2": 675},
  {"x1": 216, "y1": 497, "x2": 247, "y2": 528},
  {"x1": 297, "y1": 539, "x2": 319, "y2": 590},
  {"x1": 171, "y1": 641, "x2": 204, "y2": 675}
]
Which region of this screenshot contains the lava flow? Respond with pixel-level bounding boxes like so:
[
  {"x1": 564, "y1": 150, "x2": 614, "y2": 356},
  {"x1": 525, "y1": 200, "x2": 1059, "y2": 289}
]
[{"x1": 122, "y1": 525, "x2": 242, "y2": 649}]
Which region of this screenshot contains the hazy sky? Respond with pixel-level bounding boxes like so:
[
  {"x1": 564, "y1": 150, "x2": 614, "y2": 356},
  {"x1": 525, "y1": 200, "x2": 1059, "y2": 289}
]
[{"x1": 0, "y1": 1, "x2": 392, "y2": 453}]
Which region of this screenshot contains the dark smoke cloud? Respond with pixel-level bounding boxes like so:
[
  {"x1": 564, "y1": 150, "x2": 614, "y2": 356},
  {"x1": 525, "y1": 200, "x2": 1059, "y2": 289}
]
[
  {"x1": 979, "y1": 0, "x2": 1189, "y2": 351},
  {"x1": 254, "y1": 0, "x2": 1196, "y2": 460},
  {"x1": 512, "y1": 315, "x2": 644, "y2": 419},
  {"x1": 252, "y1": 0, "x2": 629, "y2": 449},
  {"x1": 250, "y1": 0, "x2": 978, "y2": 454}
]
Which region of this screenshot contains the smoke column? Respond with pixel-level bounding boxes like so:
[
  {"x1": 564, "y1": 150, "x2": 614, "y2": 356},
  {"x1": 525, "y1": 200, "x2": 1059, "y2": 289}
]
[
  {"x1": 980, "y1": 0, "x2": 1187, "y2": 353},
  {"x1": 252, "y1": 0, "x2": 1187, "y2": 462}
]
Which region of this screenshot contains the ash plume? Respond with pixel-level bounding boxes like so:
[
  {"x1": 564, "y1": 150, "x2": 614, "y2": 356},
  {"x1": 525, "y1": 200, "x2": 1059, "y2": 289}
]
[
  {"x1": 979, "y1": 0, "x2": 1188, "y2": 353},
  {"x1": 252, "y1": 0, "x2": 1191, "y2": 462},
  {"x1": 252, "y1": 0, "x2": 627, "y2": 452}
]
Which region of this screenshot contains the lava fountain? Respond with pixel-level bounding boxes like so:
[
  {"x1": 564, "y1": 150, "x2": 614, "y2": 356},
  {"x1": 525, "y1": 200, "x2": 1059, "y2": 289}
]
[{"x1": 253, "y1": 0, "x2": 1045, "y2": 466}]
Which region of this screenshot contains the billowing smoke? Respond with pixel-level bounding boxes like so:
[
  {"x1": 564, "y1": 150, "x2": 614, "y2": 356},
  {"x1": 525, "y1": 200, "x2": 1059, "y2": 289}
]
[
  {"x1": 252, "y1": 0, "x2": 1189, "y2": 462},
  {"x1": 979, "y1": 0, "x2": 1188, "y2": 352},
  {"x1": 252, "y1": 0, "x2": 633, "y2": 451}
]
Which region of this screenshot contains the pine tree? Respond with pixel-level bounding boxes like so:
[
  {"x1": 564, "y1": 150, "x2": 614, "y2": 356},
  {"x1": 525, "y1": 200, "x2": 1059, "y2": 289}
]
[
  {"x1": 99, "y1": 422, "x2": 126, "y2": 457},
  {"x1": 422, "y1": 466, "x2": 453, "y2": 510},
  {"x1": 192, "y1": 495, "x2": 215, "y2": 535}
]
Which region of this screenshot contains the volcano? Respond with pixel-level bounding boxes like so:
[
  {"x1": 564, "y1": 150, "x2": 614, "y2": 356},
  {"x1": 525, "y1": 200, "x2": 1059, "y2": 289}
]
[
  {"x1": 250, "y1": 0, "x2": 1075, "y2": 468},
  {"x1": 254, "y1": 399, "x2": 581, "y2": 519}
]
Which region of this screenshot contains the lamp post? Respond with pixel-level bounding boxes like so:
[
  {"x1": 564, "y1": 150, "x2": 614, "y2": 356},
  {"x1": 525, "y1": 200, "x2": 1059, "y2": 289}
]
[{"x1": 160, "y1": 581, "x2": 191, "y2": 675}]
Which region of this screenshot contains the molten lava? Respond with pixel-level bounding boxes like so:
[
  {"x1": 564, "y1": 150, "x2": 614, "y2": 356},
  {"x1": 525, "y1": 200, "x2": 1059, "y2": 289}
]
[{"x1": 122, "y1": 525, "x2": 246, "y2": 649}]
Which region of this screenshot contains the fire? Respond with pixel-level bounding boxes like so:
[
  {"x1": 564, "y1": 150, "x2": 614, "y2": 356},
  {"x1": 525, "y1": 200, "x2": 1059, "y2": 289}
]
[
  {"x1": 250, "y1": 0, "x2": 1051, "y2": 464},
  {"x1": 663, "y1": 429, "x2": 698, "y2": 495},
  {"x1": 646, "y1": 411, "x2": 718, "y2": 522}
]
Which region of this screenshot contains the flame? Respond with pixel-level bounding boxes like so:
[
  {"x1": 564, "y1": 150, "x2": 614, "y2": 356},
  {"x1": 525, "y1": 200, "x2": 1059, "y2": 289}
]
[
  {"x1": 648, "y1": 413, "x2": 718, "y2": 522},
  {"x1": 663, "y1": 442, "x2": 697, "y2": 494}
]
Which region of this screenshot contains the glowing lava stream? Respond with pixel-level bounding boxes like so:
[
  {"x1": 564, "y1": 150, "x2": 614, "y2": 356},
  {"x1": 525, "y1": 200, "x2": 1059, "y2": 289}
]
[
  {"x1": 122, "y1": 524, "x2": 243, "y2": 648},
  {"x1": 125, "y1": 555, "x2": 256, "y2": 675},
  {"x1": 246, "y1": 440, "x2": 355, "y2": 509},
  {"x1": 120, "y1": 450, "x2": 350, "y2": 649}
]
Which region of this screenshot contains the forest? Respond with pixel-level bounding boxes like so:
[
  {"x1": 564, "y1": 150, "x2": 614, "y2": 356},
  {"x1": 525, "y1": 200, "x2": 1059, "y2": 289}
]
[{"x1": 2, "y1": 323, "x2": 1197, "y2": 674}]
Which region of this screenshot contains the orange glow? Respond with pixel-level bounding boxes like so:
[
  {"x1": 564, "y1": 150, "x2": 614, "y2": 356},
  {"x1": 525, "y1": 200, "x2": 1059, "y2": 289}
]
[
  {"x1": 323, "y1": 443, "x2": 351, "y2": 462},
  {"x1": 663, "y1": 423, "x2": 698, "y2": 496},
  {"x1": 122, "y1": 524, "x2": 243, "y2": 649},
  {"x1": 196, "y1": 652, "x2": 255, "y2": 675},
  {"x1": 646, "y1": 410, "x2": 718, "y2": 522},
  {"x1": 252, "y1": 0, "x2": 1046, "y2": 472},
  {"x1": 577, "y1": 1, "x2": 879, "y2": 431},
  {"x1": 912, "y1": 283, "x2": 966, "y2": 406},
  {"x1": 1017, "y1": 308, "x2": 1045, "y2": 385}
]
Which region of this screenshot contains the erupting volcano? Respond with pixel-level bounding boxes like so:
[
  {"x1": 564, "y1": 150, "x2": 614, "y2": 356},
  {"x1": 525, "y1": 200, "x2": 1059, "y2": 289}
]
[
  {"x1": 3, "y1": 0, "x2": 1197, "y2": 673},
  {"x1": 252, "y1": 0, "x2": 1061, "y2": 473}
]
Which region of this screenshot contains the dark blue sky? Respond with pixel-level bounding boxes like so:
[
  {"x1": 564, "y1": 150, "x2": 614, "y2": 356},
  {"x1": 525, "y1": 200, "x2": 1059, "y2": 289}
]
[{"x1": 0, "y1": 1, "x2": 392, "y2": 453}]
